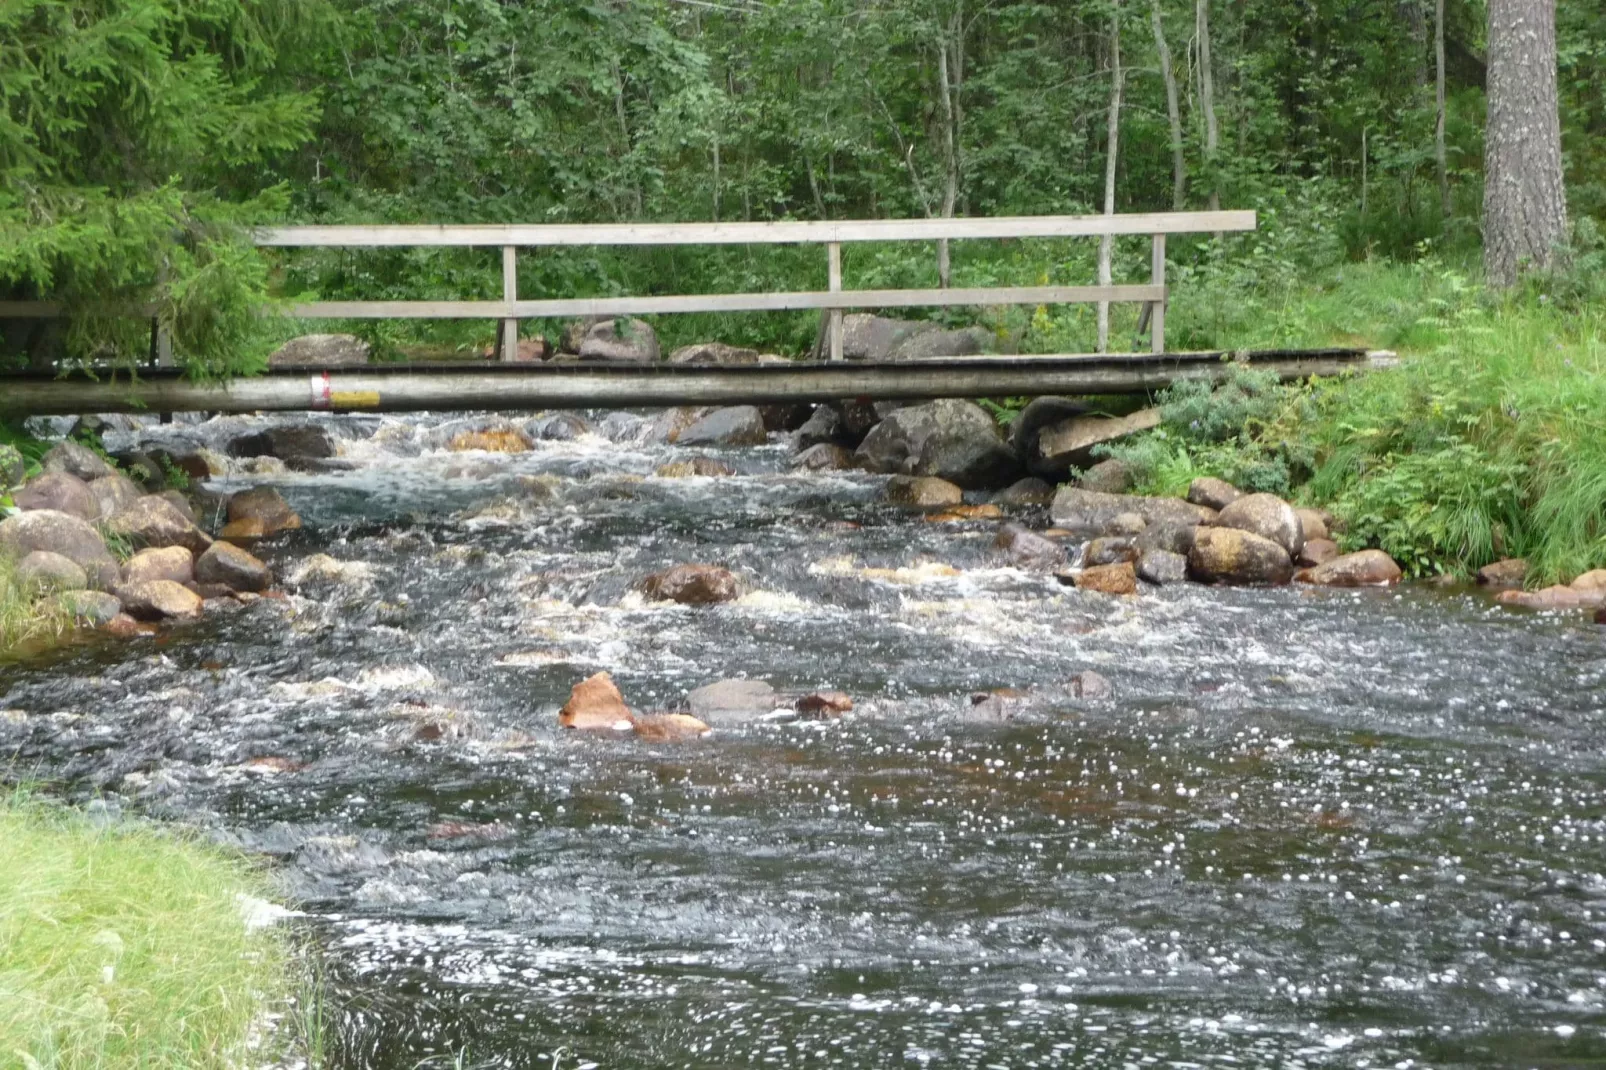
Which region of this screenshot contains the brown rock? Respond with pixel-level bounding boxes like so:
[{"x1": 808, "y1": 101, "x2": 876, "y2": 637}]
[
  {"x1": 656, "y1": 458, "x2": 737, "y2": 478},
  {"x1": 791, "y1": 443, "x2": 857, "y2": 472},
  {"x1": 558, "y1": 671, "x2": 636, "y2": 731},
  {"x1": 925, "y1": 504, "x2": 1003, "y2": 522},
  {"x1": 1074, "y1": 561, "x2": 1138, "y2": 595},
  {"x1": 1215, "y1": 493, "x2": 1304, "y2": 558},
  {"x1": 195, "y1": 541, "x2": 271, "y2": 592},
  {"x1": 993, "y1": 476, "x2": 1056, "y2": 505},
  {"x1": 993, "y1": 525, "x2": 1066, "y2": 571},
  {"x1": 226, "y1": 488, "x2": 302, "y2": 537},
  {"x1": 1596, "y1": 606, "x2": 1606, "y2": 625},
  {"x1": 13, "y1": 471, "x2": 99, "y2": 520},
  {"x1": 1083, "y1": 537, "x2": 1140, "y2": 567},
  {"x1": 1496, "y1": 585, "x2": 1606, "y2": 610},
  {"x1": 640, "y1": 564, "x2": 740, "y2": 604},
  {"x1": 1295, "y1": 549, "x2": 1402, "y2": 587},
  {"x1": 1188, "y1": 527, "x2": 1294, "y2": 585},
  {"x1": 1296, "y1": 538, "x2": 1341, "y2": 568},
  {"x1": 1475, "y1": 558, "x2": 1528, "y2": 587},
  {"x1": 633, "y1": 713, "x2": 712, "y2": 741},
  {"x1": 885, "y1": 475, "x2": 964, "y2": 508},
  {"x1": 1571, "y1": 569, "x2": 1606, "y2": 591},
  {"x1": 1295, "y1": 508, "x2": 1329, "y2": 543},
  {"x1": 118, "y1": 579, "x2": 204, "y2": 621},
  {"x1": 448, "y1": 427, "x2": 532, "y2": 453},
  {"x1": 1186, "y1": 477, "x2": 1243, "y2": 511},
  {"x1": 122, "y1": 546, "x2": 194, "y2": 587},
  {"x1": 107, "y1": 495, "x2": 213, "y2": 555},
  {"x1": 796, "y1": 691, "x2": 854, "y2": 719}
]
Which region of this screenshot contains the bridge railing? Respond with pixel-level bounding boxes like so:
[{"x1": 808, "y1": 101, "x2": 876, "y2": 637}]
[
  {"x1": 254, "y1": 211, "x2": 1255, "y2": 360},
  {"x1": 2, "y1": 211, "x2": 1256, "y2": 362}
]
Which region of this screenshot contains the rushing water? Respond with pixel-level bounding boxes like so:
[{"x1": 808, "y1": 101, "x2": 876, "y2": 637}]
[{"x1": 3, "y1": 410, "x2": 1605, "y2": 1069}]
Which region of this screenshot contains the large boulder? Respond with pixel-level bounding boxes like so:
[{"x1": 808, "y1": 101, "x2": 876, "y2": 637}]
[
  {"x1": 1188, "y1": 527, "x2": 1294, "y2": 585},
  {"x1": 675, "y1": 406, "x2": 769, "y2": 447},
  {"x1": 118, "y1": 579, "x2": 204, "y2": 621},
  {"x1": 836, "y1": 314, "x2": 938, "y2": 361},
  {"x1": 794, "y1": 406, "x2": 845, "y2": 449},
  {"x1": 229, "y1": 424, "x2": 338, "y2": 466},
  {"x1": 885, "y1": 475, "x2": 963, "y2": 508},
  {"x1": 1049, "y1": 487, "x2": 1210, "y2": 538},
  {"x1": 993, "y1": 524, "x2": 1066, "y2": 571},
  {"x1": 88, "y1": 474, "x2": 143, "y2": 521},
  {"x1": 685, "y1": 679, "x2": 778, "y2": 725},
  {"x1": 854, "y1": 399, "x2": 1019, "y2": 490},
  {"x1": 887, "y1": 325, "x2": 992, "y2": 360},
  {"x1": 268, "y1": 333, "x2": 371, "y2": 367},
  {"x1": 1032, "y1": 408, "x2": 1162, "y2": 479},
  {"x1": 640, "y1": 564, "x2": 740, "y2": 604},
  {"x1": 0, "y1": 510, "x2": 119, "y2": 589},
  {"x1": 1215, "y1": 493, "x2": 1304, "y2": 558},
  {"x1": 41, "y1": 441, "x2": 114, "y2": 482},
  {"x1": 17, "y1": 550, "x2": 87, "y2": 592},
  {"x1": 107, "y1": 495, "x2": 213, "y2": 555},
  {"x1": 195, "y1": 541, "x2": 272, "y2": 593},
  {"x1": 223, "y1": 488, "x2": 302, "y2": 539},
  {"x1": 558, "y1": 672, "x2": 635, "y2": 731},
  {"x1": 578, "y1": 317, "x2": 660, "y2": 362},
  {"x1": 12, "y1": 471, "x2": 99, "y2": 520},
  {"x1": 1296, "y1": 550, "x2": 1402, "y2": 587},
  {"x1": 669, "y1": 342, "x2": 763, "y2": 365},
  {"x1": 122, "y1": 546, "x2": 194, "y2": 587},
  {"x1": 1186, "y1": 477, "x2": 1242, "y2": 511},
  {"x1": 645, "y1": 406, "x2": 714, "y2": 445}
]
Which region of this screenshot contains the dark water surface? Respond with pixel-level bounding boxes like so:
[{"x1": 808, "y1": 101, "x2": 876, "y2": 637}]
[{"x1": 3, "y1": 412, "x2": 1605, "y2": 1069}]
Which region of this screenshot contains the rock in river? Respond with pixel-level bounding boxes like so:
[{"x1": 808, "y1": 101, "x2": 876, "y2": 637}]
[
  {"x1": 686, "y1": 679, "x2": 778, "y2": 725},
  {"x1": 1215, "y1": 493, "x2": 1304, "y2": 558},
  {"x1": 855, "y1": 399, "x2": 1019, "y2": 490},
  {"x1": 796, "y1": 691, "x2": 854, "y2": 718},
  {"x1": 559, "y1": 672, "x2": 635, "y2": 732},
  {"x1": 1083, "y1": 537, "x2": 1139, "y2": 567},
  {"x1": 640, "y1": 564, "x2": 740, "y2": 604},
  {"x1": 993, "y1": 524, "x2": 1065, "y2": 571},
  {"x1": 1476, "y1": 558, "x2": 1528, "y2": 588},
  {"x1": 122, "y1": 546, "x2": 194, "y2": 587},
  {"x1": 195, "y1": 541, "x2": 272, "y2": 593},
  {"x1": 118, "y1": 579, "x2": 204, "y2": 621},
  {"x1": 657, "y1": 457, "x2": 738, "y2": 478},
  {"x1": 675, "y1": 406, "x2": 769, "y2": 447},
  {"x1": 1297, "y1": 538, "x2": 1341, "y2": 568},
  {"x1": 633, "y1": 713, "x2": 712, "y2": 741},
  {"x1": 1073, "y1": 561, "x2": 1138, "y2": 595},
  {"x1": 1050, "y1": 487, "x2": 1208, "y2": 538},
  {"x1": 224, "y1": 488, "x2": 302, "y2": 539},
  {"x1": 790, "y1": 443, "x2": 856, "y2": 472},
  {"x1": 885, "y1": 475, "x2": 963, "y2": 508},
  {"x1": 1295, "y1": 550, "x2": 1402, "y2": 587},
  {"x1": 107, "y1": 495, "x2": 213, "y2": 555},
  {"x1": 1137, "y1": 548, "x2": 1188, "y2": 586},
  {"x1": 1188, "y1": 527, "x2": 1294, "y2": 586}
]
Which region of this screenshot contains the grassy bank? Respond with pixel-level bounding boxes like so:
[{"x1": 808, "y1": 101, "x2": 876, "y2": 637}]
[
  {"x1": 0, "y1": 793, "x2": 300, "y2": 1069},
  {"x1": 1093, "y1": 253, "x2": 1606, "y2": 583}
]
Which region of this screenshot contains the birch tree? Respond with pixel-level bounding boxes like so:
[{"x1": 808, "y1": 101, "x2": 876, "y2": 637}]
[{"x1": 1097, "y1": 1, "x2": 1124, "y2": 354}]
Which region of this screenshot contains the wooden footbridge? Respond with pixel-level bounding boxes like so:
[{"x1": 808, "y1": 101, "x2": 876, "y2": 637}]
[{"x1": 0, "y1": 211, "x2": 1394, "y2": 416}]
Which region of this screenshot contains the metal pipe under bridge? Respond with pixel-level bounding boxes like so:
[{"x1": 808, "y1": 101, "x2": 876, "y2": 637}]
[{"x1": 0, "y1": 349, "x2": 1392, "y2": 417}]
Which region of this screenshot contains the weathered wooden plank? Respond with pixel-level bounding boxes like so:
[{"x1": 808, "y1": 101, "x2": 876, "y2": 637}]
[
  {"x1": 285, "y1": 284, "x2": 1165, "y2": 320},
  {"x1": 254, "y1": 211, "x2": 1256, "y2": 248}
]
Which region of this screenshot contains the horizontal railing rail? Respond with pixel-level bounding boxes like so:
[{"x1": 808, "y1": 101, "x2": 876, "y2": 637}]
[{"x1": 2, "y1": 211, "x2": 1256, "y2": 362}]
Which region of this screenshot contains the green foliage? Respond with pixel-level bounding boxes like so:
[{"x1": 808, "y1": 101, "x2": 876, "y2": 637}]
[{"x1": 0, "y1": 554, "x2": 73, "y2": 653}]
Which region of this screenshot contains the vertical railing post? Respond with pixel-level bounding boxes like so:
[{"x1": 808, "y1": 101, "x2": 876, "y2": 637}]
[
  {"x1": 1149, "y1": 232, "x2": 1166, "y2": 355},
  {"x1": 827, "y1": 241, "x2": 844, "y2": 361},
  {"x1": 500, "y1": 245, "x2": 519, "y2": 361}
]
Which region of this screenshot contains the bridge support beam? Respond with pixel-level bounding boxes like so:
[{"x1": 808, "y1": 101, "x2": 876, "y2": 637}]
[{"x1": 0, "y1": 350, "x2": 1394, "y2": 418}]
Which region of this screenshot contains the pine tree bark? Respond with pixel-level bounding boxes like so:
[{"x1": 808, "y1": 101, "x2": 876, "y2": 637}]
[
  {"x1": 1152, "y1": 0, "x2": 1185, "y2": 210},
  {"x1": 1097, "y1": 3, "x2": 1123, "y2": 354},
  {"x1": 1483, "y1": 0, "x2": 1567, "y2": 287}
]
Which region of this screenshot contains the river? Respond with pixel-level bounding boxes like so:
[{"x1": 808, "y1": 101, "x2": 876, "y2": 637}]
[{"x1": 2, "y1": 410, "x2": 1604, "y2": 1069}]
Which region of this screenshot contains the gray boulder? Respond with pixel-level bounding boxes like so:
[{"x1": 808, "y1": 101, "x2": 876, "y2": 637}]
[
  {"x1": 685, "y1": 679, "x2": 779, "y2": 725},
  {"x1": 1216, "y1": 493, "x2": 1304, "y2": 558},
  {"x1": 578, "y1": 318, "x2": 660, "y2": 362},
  {"x1": 42, "y1": 441, "x2": 114, "y2": 482},
  {"x1": 854, "y1": 399, "x2": 1020, "y2": 490},
  {"x1": 794, "y1": 406, "x2": 845, "y2": 449},
  {"x1": 1050, "y1": 487, "x2": 1210, "y2": 538},
  {"x1": 229, "y1": 424, "x2": 338, "y2": 466},
  {"x1": 13, "y1": 471, "x2": 100, "y2": 520},
  {"x1": 107, "y1": 495, "x2": 213, "y2": 556},
  {"x1": 790, "y1": 443, "x2": 856, "y2": 471},
  {"x1": 675, "y1": 406, "x2": 769, "y2": 447},
  {"x1": 0, "y1": 510, "x2": 119, "y2": 589},
  {"x1": 89, "y1": 473, "x2": 143, "y2": 520},
  {"x1": 17, "y1": 550, "x2": 87, "y2": 591},
  {"x1": 268, "y1": 333, "x2": 371, "y2": 367},
  {"x1": 1187, "y1": 527, "x2": 1294, "y2": 586},
  {"x1": 835, "y1": 314, "x2": 991, "y2": 361},
  {"x1": 993, "y1": 525, "x2": 1065, "y2": 571},
  {"x1": 1137, "y1": 549, "x2": 1188, "y2": 586}
]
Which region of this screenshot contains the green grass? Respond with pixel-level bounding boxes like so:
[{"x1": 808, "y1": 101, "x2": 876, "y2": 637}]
[
  {"x1": 0, "y1": 792, "x2": 301, "y2": 1069},
  {"x1": 0, "y1": 555, "x2": 73, "y2": 657}
]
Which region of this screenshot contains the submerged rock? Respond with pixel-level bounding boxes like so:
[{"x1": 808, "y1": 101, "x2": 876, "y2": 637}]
[
  {"x1": 1068, "y1": 670, "x2": 1113, "y2": 700},
  {"x1": 1188, "y1": 527, "x2": 1294, "y2": 585},
  {"x1": 640, "y1": 564, "x2": 740, "y2": 604},
  {"x1": 657, "y1": 457, "x2": 738, "y2": 478},
  {"x1": 1496, "y1": 585, "x2": 1606, "y2": 610},
  {"x1": 633, "y1": 713, "x2": 711, "y2": 741},
  {"x1": 1074, "y1": 562, "x2": 1137, "y2": 595},
  {"x1": 924, "y1": 504, "x2": 1003, "y2": 522},
  {"x1": 13, "y1": 471, "x2": 99, "y2": 520},
  {"x1": 1296, "y1": 550, "x2": 1402, "y2": 587},
  {"x1": 230, "y1": 424, "x2": 338, "y2": 466},
  {"x1": 685, "y1": 679, "x2": 778, "y2": 725},
  {"x1": 558, "y1": 672, "x2": 635, "y2": 731},
  {"x1": 796, "y1": 691, "x2": 854, "y2": 719},
  {"x1": 1215, "y1": 493, "x2": 1304, "y2": 558}
]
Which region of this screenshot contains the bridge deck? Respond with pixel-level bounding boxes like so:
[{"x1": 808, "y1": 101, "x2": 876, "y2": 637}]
[{"x1": 0, "y1": 349, "x2": 1392, "y2": 417}]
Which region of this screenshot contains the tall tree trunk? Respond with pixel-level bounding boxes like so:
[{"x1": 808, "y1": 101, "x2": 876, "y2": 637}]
[
  {"x1": 1196, "y1": 0, "x2": 1220, "y2": 216},
  {"x1": 1483, "y1": 0, "x2": 1567, "y2": 286},
  {"x1": 1098, "y1": 3, "x2": 1123, "y2": 354},
  {"x1": 1434, "y1": 0, "x2": 1450, "y2": 218},
  {"x1": 1151, "y1": 0, "x2": 1185, "y2": 209},
  {"x1": 935, "y1": 4, "x2": 963, "y2": 289}
]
